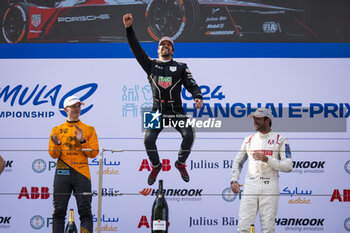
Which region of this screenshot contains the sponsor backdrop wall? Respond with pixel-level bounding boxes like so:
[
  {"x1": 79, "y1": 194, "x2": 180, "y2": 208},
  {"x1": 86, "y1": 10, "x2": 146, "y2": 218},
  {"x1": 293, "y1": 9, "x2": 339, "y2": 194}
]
[{"x1": 0, "y1": 44, "x2": 350, "y2": 233}]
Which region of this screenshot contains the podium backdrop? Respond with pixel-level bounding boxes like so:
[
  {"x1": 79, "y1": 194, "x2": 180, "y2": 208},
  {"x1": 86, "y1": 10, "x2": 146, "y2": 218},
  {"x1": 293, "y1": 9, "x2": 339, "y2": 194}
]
[{"x1": 1, "y1": 49, "x2": 349, "y2": 232}]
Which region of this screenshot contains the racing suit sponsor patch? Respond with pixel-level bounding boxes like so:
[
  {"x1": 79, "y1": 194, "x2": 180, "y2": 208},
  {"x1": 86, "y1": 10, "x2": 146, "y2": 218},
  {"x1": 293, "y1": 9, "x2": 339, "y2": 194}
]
[
  {"x1": 32, "y1": 15, "x2": 41, "y2": 27},
  {"x1": 285, "y1": 144, "x2": 292, "y2": 158},
  {"x1": 267, "y1": 139, "x2": 274, "y2": 145},
  {"x1": 57, "y1": 170, "x2": 70, "y2": 175},
  {"x1": 158, "y1": 76, "x2": 172, "y2": 89}
]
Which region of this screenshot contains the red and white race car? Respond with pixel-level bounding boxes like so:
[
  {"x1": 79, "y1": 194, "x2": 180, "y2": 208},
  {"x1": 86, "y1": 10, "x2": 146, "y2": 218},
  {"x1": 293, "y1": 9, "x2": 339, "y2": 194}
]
[{"x1": 1, "y1": 0, "x2": 318, "y2": 43}]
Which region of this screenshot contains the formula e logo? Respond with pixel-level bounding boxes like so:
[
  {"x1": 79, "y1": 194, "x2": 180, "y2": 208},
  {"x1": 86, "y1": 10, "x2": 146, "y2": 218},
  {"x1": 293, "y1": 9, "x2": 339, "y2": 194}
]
[
  {"x1": 158, "y1": 76, "x2": 172, "y2": 89},
  {"x1": 32, "y1": 159, "x2": 46, "y2": 173},
  {"x1": 31, "y1": 14, "x2": 41, "y2": 27},
  {"x1": 143, "y1": 110, "x2": 161, "y2": 129},
  {"x1": 345, "y1": 160, "x2": 350, "y2": 174},
  {"x1": 0, "y1": 83, "x2": 98, "y2": 118},
  {"x1": 262, "y1": 21, "x2": 279, "y2": 33},
  {"x1": 30, "y1": 215, "x2": 44, "y2": 230}
]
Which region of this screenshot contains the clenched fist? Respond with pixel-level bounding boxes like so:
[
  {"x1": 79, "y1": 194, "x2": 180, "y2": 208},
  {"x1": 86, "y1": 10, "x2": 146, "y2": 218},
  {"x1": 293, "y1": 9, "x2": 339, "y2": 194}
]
[{"x1": 123, "y1": 13, "x2": 133, "y2": 28}]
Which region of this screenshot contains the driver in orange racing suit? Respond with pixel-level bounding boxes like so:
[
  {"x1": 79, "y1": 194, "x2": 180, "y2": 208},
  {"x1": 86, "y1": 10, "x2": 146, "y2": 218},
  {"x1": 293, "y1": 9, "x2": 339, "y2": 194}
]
[{"x1": 49, "y1": 95, "x2": 99, "y2": 233}]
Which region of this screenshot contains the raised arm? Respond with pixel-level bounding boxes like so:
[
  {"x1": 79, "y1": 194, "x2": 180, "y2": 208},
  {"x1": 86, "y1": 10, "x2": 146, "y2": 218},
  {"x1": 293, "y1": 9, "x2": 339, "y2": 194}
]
[{"x1": 123, "y1": 13, "x2": 152, "y2": 74}]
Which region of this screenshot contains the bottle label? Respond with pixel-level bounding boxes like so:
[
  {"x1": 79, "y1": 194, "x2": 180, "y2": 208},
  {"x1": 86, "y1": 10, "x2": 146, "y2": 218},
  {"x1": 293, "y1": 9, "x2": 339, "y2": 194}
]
[{"x1": 153, "y1": 220, "x2": 166, "y2": 231}]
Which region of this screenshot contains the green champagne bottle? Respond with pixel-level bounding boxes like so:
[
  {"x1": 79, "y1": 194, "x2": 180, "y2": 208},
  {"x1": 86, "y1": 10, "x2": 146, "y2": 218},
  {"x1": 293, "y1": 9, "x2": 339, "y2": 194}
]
[{"x1": 151, "y1": 180, "x2": 168, "y2": 233}]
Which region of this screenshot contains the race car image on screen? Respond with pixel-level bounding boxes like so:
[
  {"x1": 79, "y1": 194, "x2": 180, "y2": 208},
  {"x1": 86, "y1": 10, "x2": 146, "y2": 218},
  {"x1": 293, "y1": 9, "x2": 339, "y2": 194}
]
[{"x1": 0, "y1": 0, "x2": 318, "y2": 43}]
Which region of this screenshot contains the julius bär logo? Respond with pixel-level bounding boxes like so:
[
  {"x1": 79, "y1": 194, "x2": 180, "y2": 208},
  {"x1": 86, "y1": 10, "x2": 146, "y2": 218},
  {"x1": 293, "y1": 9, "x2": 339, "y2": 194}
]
[
  {"x1": 30, "y1": 215, "x2": 44, "y2": 230},
  {"x1": 143, "y1": 110, "x2": 161, "y2": 129},
  {"x1": 32, "y1": 159, "x2": 46, "y2": 173}
]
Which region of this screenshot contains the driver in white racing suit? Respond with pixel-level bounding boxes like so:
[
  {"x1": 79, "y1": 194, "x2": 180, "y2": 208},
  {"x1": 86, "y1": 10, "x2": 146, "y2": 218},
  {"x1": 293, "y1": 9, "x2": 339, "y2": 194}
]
[{"x1": 230, "y1": 108, "x2": 293, "y2": 233}]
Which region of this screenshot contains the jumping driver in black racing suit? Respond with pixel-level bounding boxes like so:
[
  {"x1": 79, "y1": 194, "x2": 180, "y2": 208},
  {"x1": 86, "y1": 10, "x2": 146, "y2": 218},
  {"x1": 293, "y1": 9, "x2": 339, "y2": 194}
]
[{"x1": 123, "y1": 13, "x2": 204, "y2": 185}]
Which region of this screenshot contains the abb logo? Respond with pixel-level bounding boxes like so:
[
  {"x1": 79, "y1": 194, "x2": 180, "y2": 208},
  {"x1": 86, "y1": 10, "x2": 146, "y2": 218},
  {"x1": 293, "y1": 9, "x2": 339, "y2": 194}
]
[
  {"x1": 330, "y1": 189, "x2": 350, "y2": 202},
  {"x1": 137, "y1": 216, "x2": 170, "y2": 228},
  {"x1": 139, "y1": 159, "x2": 171, "y2": 172},
  {"x1": 18, "y1": 187, "x2": 50, "y2": 199}
]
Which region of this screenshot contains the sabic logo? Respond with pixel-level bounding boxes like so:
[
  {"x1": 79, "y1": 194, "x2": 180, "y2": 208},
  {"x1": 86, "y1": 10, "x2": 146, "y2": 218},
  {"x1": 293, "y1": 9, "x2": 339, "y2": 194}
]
[
  {"x1": 18, "y1": 187, "x2": 50, "y2": 199},
  {"x1": 139, "y1": 159, "x2": 171, "y2": 172},
  {"x1": 30, "y1": 215, "x2": 45, "y2": 230},
  {"x1": 288, "y1": 197, "x2": 311, "y2": 204},
  {"x1": 330, "y1": 189, "x2": 350, "y2": 202},
  {"x1": 32, "y1": 159, "x2": 46, "y2": 173}
]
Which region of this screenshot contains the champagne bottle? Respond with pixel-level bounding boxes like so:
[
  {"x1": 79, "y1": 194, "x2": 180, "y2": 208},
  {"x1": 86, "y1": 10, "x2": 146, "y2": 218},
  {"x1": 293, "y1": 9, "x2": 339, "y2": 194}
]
[
  {"x1": 65, "y1": 209, "x2": 78, "y2": 233},
  {"x1": 151, "y1": 180, "x2": 168, "y2": 233},
  {"x1": 250, "y1": 224, "x2": 255, "y2": 233}
]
